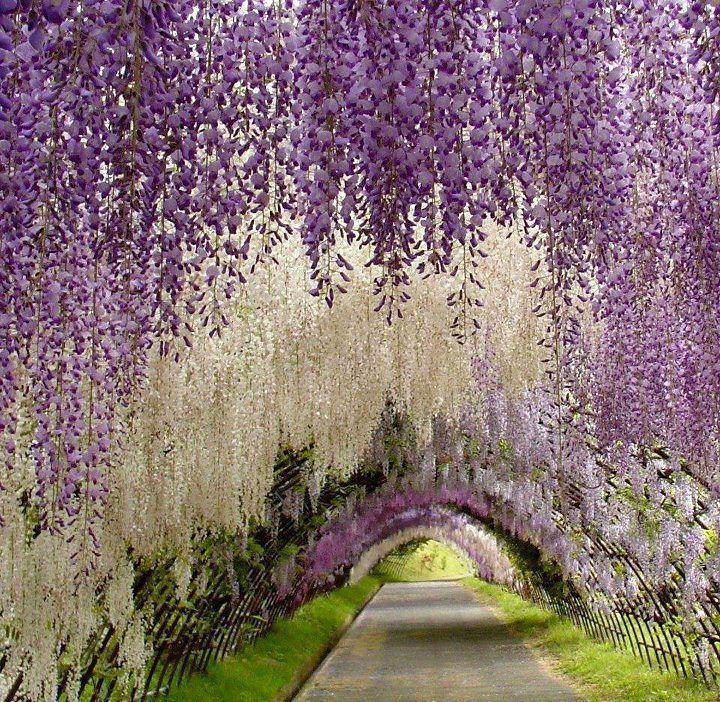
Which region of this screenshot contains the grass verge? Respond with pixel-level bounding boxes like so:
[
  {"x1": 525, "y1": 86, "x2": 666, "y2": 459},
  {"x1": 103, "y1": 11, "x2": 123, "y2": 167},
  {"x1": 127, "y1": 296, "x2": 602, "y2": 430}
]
[
  {"x1": 166, "y1": 575, "x2": 381, "y2": 702},
  {"x1": 463, "y1": 578, "x2": 717, "y2": 702},
  {"x1": 167, "y1": 541, "x2": 461, "y2": 702}
]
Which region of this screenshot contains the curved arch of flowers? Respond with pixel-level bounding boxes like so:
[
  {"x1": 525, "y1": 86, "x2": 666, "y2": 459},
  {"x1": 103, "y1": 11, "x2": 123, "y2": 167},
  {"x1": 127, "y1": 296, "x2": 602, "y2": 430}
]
[
  {"x1": 298, "y1": 504, "x2": 516, "y2": 598},
  {"x1": 347, "y1": 523, "x2": 513, "y2": 586},
  {"x1": 3, "y1": 0, "x2": 720, "y2": 699},
  {"x1": 293, "y1": 477, "x2": 594, "y2": 604}
]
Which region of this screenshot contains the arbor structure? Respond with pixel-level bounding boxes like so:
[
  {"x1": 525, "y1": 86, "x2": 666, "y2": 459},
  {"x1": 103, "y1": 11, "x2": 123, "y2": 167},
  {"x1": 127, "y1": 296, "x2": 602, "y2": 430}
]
[{"x1": 2, "y1": 0, "x2": 720, "y2": 699}]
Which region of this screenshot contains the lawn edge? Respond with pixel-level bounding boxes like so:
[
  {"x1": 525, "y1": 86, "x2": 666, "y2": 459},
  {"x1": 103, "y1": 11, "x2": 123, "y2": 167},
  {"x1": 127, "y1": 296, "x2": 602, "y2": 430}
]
[
  {"x1": 273, "y1": 579, "x2": 383, "y2": 702},
  {"x1": 461, "y1": 577, "x2": 717, "y2": 702},
  {"x1": 460, "y1": 578, "x2": 591, "y2": 699}
]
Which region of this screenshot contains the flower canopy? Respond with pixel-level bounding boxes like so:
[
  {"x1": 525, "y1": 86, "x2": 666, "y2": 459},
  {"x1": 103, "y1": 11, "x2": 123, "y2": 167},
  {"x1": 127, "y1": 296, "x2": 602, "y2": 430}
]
[{"x1": 2, "y1": 0, "x2": 720, "y2": 699}]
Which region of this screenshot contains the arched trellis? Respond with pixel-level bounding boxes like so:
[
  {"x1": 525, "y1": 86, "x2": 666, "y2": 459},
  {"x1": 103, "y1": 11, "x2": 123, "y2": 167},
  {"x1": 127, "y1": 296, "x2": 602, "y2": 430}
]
[
  {"x1": 297, "y1": 500, "x2": 516, "y2": 597},
  {"x1": 297, "y1": 465, "x2": 720, "y2": 687},
  {"x1": 337, "y1": 509, "x2": 697, "y2": 679},
  {"x1": 2, "y1": 428, "x2": 719, "y2": 701},
  {"x1": 347, "y1": 522, "x2": 510, "y2": 586}
]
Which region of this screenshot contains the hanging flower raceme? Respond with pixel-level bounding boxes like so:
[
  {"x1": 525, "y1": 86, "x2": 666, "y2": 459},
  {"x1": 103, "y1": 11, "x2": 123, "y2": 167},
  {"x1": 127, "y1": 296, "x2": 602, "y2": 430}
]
[
  {"x1": 2, "y1": 0, "x2": 720, "y2": 697},
  {"x1": 291, "y1": 0, "x2": 504, "y2": 324},
  {"x1": 3, "y1": 0, "x2": 719, "y2": 542},
  {"x1": 581, "y1": 0, "x2": 720, "y2": 489}
]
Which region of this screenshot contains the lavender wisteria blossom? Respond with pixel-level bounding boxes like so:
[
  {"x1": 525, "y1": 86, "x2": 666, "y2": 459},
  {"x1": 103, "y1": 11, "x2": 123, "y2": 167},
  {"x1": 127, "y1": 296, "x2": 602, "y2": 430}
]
[
  {"x1": 0, "y1": 0, "x2": 715, "y2": 530},
  {"x1": 1, "y1": 0, "x2": 720, "y2": 698}
]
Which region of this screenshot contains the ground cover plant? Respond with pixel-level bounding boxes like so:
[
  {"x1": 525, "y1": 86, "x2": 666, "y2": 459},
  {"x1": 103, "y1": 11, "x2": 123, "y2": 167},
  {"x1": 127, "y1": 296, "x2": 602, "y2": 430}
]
[{"x1": 166, "y1": 576, "x2": 382, "y2": 702}]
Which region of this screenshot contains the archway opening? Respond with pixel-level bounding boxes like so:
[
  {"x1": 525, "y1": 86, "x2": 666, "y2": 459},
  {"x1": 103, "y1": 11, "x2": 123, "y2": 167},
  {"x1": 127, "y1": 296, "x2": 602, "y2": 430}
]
[{"x1": 372, "y1": 539, "x2": 474, "y2": 583}]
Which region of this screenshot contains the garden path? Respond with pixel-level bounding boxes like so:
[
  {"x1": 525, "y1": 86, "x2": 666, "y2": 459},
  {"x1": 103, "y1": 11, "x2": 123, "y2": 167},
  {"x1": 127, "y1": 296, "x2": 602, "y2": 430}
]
[{"x1": 293, "y1": 580, "x2": 583, "y2": 702}]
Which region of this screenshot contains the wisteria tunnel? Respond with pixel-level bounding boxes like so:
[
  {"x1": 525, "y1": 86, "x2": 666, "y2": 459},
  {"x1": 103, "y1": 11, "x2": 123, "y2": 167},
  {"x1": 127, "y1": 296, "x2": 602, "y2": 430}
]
[{"x1": 3, "y1": 0, "x2": 720, "y2": 700}]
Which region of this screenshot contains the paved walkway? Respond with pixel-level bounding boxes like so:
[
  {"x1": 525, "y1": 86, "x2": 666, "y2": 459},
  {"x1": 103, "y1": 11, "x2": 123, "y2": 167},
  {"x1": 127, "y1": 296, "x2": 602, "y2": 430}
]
[{"x1": 293, "y1": 581, "x2": 583, "y2": 702}]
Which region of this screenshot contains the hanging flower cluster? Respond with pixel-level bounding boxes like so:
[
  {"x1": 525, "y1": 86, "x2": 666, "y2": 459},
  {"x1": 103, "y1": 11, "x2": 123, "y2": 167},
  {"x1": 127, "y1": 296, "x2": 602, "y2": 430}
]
[
  {"x1": 2, "y1": 0, "x2": 720, "y2": 697},
  {"x1": 292, "y1": 0, "x2": 504, "y2": 326},
  {"x1": 108, "y1": 242, "x2": 481, "y2": 556},
  {"x1": 1, "y1": 0, "x2": 718, "y2": 541},
  {"x1": 0, "y1": 231, "x2": 541, "y2": 698}
]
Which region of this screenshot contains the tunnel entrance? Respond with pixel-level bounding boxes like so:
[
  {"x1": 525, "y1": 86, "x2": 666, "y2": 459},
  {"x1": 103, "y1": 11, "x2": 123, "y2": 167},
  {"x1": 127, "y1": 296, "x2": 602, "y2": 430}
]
[{"x1": 372, "y1": 540, "x2": 474, "y2": 582}]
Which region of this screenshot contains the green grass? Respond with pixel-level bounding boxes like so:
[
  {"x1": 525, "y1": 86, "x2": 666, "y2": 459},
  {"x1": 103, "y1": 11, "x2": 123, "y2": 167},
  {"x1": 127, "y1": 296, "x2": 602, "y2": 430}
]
[
  {"x1": 166, "y1": 575, "x2": 381, "y2": 702},
  {"x1": 372, "y1": 539, "x2": 473, "y2": 582},
  {"x1": 168, "y1": 543, "x2": 716, "y2": 702},
  {"x1": 167, "y1": 541, "x2": 466, "y2": 702},
  {"x1": 463, "y1": 578, "x2": 717, "y2": 702}
]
